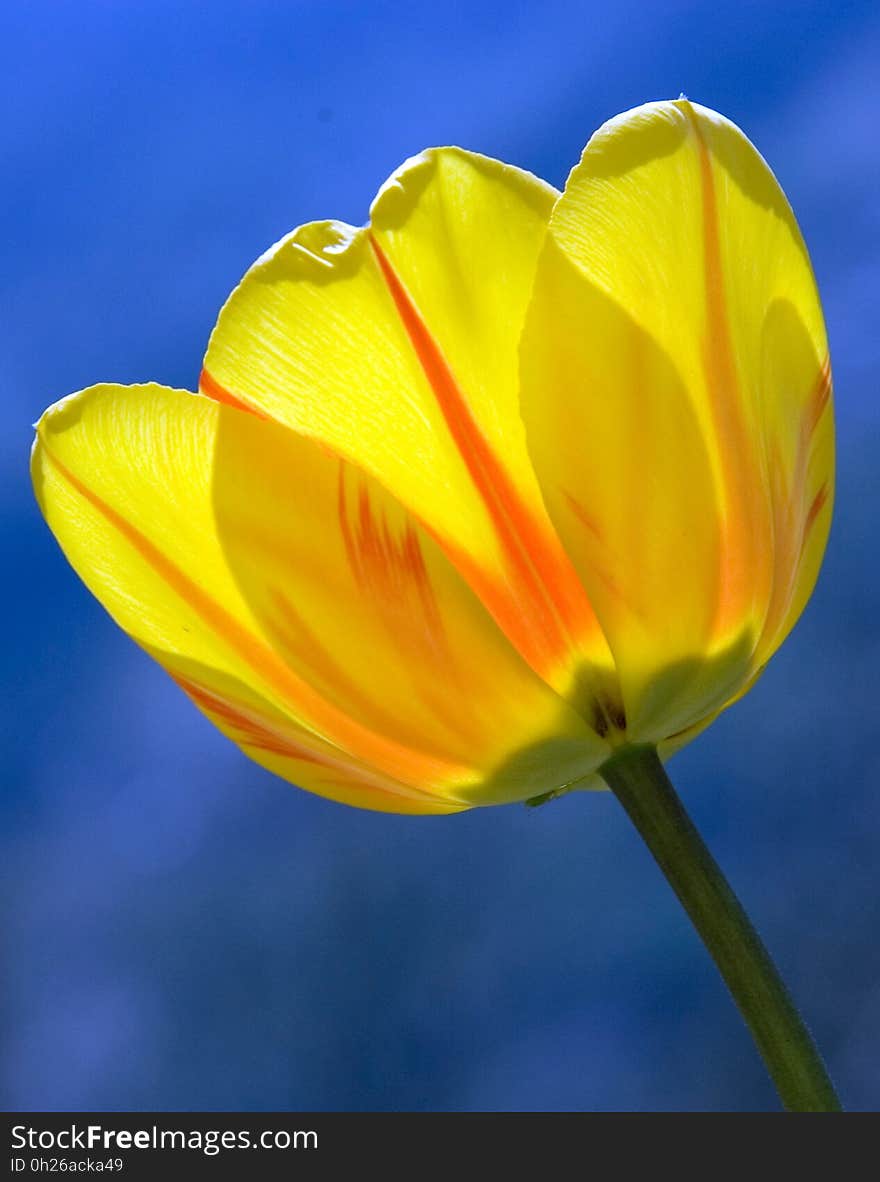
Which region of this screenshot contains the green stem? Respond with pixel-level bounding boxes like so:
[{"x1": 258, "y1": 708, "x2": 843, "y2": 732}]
[{"x1": 598, "y1": 743, "x2": 841, "y2": 1112}]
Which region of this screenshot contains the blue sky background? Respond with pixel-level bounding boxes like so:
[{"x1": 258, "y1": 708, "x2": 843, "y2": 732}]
[{"x1": 3, "y1": 0, "x2": 879, "y2": 1111}]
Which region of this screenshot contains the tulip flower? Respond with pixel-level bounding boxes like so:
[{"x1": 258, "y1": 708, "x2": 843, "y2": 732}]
[{"x1": 32, "y1": 99, "x2": 839, "y2": 1110}]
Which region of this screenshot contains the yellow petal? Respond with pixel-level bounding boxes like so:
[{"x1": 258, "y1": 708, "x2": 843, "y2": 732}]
[
  {"x1": 520, "y1": 99, "x2": 833, "y2": 740},
  {"x1": 32, "y1": 384, "x2": 608, "y2": 811},
  {"x1": 202, "y1": 147, "x2": 609, "y2": 689},
  {"x1": 164, "y1": 661, "x2": 464, "y2": 816}
]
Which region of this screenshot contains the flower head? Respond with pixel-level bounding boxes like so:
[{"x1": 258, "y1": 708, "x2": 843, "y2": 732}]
[{"x1": 32, "y1": 100, "x2": 833, "y2": 813}]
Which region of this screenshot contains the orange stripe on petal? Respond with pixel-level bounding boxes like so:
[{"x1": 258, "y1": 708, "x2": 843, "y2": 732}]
[
  {"x1": 790, "y1": 360, "x2": 832, "y2": 560},
  {"x1": 41, "y1": 444, "x2": 461, "y2": 789},
  {"x1": 685, "y1": 105, "x2": 771, "y2": 637},
  {"x1": 337, "y1": 463, "x2": 445, "y2": 648},
  {"x1": 174, "y1": 675, "x2": 329, "y2": 763},
  {"x1": 368, "y1": 233, "x2": 598, "y2": 677},
  {"x1": 805, "y1": 357, "x2": 832, "y2": 440},
  {"x1": 756, "y1": 356, "x2": 832, "y2": 657},
  {"x1": 172, "y1": 675, "x2": 440, "y2": 804},
  {"x1": 199, "y1": 367, "x2": 269, "y2": 419},
  {"x1": 804, "y1": 483, "x2": 829, "y2": 537}
]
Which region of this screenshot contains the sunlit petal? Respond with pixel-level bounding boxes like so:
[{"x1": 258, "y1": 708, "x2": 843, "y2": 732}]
[
  {"x1": 520, "y1": 99, "x2": 833, "y2": 739},
  {"x1": 32, "y1": 383, "x2": 608, "y2": 811},
  {"x1": 202, "y1": 148, "x2": 609, "y2": 688}
]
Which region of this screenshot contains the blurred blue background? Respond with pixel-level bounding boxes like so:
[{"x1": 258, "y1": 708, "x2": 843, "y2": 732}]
[{"x1": 3, "y1": 0, "x2": 878, "y2": 1112}]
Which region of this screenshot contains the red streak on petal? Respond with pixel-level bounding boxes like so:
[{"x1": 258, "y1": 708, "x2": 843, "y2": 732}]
[
  {"x1": 564, "y1": 491, "x2": 604, "y2": 542},
  {"x1": 337, "y1": 462, "x2": 446, "y2": 656},
  {"x1": 789, "y1": 359, "x2": 832, "y2": 559},
  {"x1": 563, "y1": 490, "x2": 646, "y2": 618},
  {"x1": 199, "y1": 367, "x2": 269, "y2": 419},
  {"x1": 804, "y1": 483, "x2": 829, "y2": 537},
  {"x1": 266, "y1": 584, "x2": 471, "y2": 757},
  {"x1": 368, "y1": 233, "x2": 597, "y2": 675},
  {"x1": 172, "y1": 675, "x2": 439, "y2": 803},
  {"x1": 174, "y1": 675, "x2": 326, "y2": 762},
  {"x1": 805, "y1": 357, "x2": 832, "y2": 440},
  {"x1": 755, "y1": 356, "x2": 832, "y2": 659}
]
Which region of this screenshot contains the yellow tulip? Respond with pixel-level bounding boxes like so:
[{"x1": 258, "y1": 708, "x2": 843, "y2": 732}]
[
  {"x1": 31, "y1": 99, "x2": 833, "y2": 816},
  {"x1": 31, "y1": 98, "x2": 842, "y2": 1111}
]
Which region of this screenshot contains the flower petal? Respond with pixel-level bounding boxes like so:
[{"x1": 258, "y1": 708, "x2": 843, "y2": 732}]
[
  {"x1": 520, "y1": 99, "x2": 833, "y2": 739},
  {"x1": 32, "y1": 384, "x2": 607, "y2": 811},
  {"x1": 165, "y1": 660, "x2": 464, "y2": 815},
  {"x1": 202, "y1": 147, "x2": 609, "y2": 688}
]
